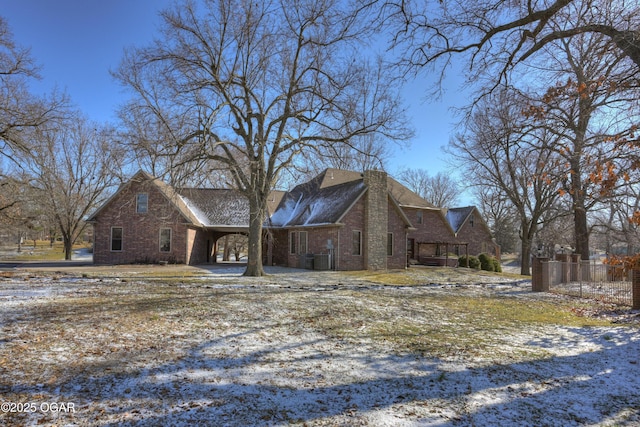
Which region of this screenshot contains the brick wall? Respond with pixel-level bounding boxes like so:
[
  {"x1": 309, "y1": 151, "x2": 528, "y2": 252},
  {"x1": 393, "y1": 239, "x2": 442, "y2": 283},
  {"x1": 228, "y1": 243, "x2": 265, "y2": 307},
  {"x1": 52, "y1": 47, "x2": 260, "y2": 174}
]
[
  {"x1": 92, "y1": 178, "x2": 190, "y2": 264},
  {"x1": 337, "y1": 196, "x2": 366, "y2": 270},
  {"x1": 455, "y1": 214, "x2": 499, "y2": 258},
  {"x1": 404, "y1": 207, "x2": 498, "y2": 259},
  {"x1": 363, "y1": 170, "x2": 388, "y2": 270},
  {"x1": 387, "y1": 202, "x2": 407, "y2": 269},
  {"x1": 406, "y1": 208, "x2": 454, "y2": 259}
]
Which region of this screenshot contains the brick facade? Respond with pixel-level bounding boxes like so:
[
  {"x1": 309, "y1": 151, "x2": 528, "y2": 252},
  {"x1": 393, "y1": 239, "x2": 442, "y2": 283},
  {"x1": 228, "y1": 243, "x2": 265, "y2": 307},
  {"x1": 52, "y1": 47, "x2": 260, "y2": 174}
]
[
  {"x1": 363, "y1": 170, "x2": 388, "y2": 270},
  {"x1": 92, "y1": 177, "x2": 191, "y2": 265},
  {"x1": 92, "y1": 168, "x2": 497, "y2": 271},
  {"x1": 267, "y1": 172, "x2": 410, "y2": 271},
  {"x1": 403, "y1": 206, "x2": 499, "y2": 261}
]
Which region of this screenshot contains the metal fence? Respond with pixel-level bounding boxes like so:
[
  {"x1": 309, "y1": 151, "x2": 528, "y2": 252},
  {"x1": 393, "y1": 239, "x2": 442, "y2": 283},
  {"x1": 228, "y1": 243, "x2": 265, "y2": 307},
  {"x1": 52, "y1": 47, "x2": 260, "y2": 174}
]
[{"x1": 546, "y1": 260, "x2": 633, "y2": 306}]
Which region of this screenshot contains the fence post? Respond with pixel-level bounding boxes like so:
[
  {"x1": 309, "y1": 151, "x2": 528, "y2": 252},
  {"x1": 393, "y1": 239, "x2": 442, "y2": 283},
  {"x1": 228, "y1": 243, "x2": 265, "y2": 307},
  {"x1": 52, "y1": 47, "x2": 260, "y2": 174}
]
[
  {"x1": 532, "y1": 256, "x2": 549, "y2": 292},
  {"x1": 633, "y1": 269, "x2": 640, "y2": 310}
]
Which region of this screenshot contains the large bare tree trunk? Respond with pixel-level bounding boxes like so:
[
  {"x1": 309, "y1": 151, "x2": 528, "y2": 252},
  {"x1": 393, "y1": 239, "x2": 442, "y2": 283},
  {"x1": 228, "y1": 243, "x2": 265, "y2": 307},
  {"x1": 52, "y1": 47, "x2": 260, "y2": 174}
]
[
  {"x1": 519, "y1": 217, "x2": 537, "y2": 276},
  {"x1": 244, "y1": 198, "x2": 266, "y2": 277}
]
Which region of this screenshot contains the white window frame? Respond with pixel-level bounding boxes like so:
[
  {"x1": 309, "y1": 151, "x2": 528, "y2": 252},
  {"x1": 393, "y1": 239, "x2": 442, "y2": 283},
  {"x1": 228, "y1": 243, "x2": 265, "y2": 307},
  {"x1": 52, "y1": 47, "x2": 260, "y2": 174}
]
[
  {"x1": 299, "y1": 231, "x2": 308, "y2": 254},
  {"x1": 136, "y1": 193, "x2": 148, "y2": 213}
]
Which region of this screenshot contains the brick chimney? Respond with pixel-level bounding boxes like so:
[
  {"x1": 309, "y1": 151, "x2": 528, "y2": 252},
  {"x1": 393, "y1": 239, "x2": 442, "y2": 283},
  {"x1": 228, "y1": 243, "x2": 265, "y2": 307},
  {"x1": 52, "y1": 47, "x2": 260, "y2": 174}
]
[{"x1": 363, "y1": 170, "x2": 388, "y2": 270}]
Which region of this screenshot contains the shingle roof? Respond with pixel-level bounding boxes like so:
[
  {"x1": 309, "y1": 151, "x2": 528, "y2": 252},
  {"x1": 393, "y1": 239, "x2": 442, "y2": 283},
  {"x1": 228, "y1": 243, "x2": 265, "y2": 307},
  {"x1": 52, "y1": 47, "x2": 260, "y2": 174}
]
[
  {"x1": 268, "y1": 177, "x2": 366, "y2": 227},
  {"x1": 177, "y1": 188, "x2": 249, "y2": 227},
  {"x1": 445, "y1": 206, "x2": 475, "y2": 233},
  {"x1": 317, "y1": 168, "x2": 436, "y2": 209}
]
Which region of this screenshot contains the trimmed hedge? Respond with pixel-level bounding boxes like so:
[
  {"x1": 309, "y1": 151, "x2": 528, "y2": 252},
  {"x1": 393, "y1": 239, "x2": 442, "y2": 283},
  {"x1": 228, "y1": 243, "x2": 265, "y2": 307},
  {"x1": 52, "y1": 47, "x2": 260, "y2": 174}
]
[
  {"x1": 459, "y1": 254, "x2": 502, "y2": 271},
  {"x1": 458, "y1": 255, "x2": 480, "y2": 269},
  {"x1": 478, "y1": 253, "x2": 494, "y2": 272}
]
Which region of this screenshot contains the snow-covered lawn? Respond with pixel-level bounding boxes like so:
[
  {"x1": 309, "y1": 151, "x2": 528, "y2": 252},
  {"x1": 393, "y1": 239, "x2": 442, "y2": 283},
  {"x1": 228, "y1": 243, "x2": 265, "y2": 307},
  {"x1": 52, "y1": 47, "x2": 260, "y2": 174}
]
[{"x1": 0, "y1": 266, "x2": 639, "y2": 426}]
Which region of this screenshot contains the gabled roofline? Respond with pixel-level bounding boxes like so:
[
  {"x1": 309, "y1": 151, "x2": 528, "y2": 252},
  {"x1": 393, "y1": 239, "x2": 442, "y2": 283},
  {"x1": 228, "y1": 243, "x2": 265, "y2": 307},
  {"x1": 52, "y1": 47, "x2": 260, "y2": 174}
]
[
  {"x1": 334, "y1": 187, "x2": 368, "y2": 224},
  {"x1": 449, "y1": 206, "x2": 494, "y2": 237},
  {"x1": 388, "y1": 193, "x2": 415, "y2": 230},
  {"x1": 86, "y1": 170, "x2": 202, "y2": 226}
]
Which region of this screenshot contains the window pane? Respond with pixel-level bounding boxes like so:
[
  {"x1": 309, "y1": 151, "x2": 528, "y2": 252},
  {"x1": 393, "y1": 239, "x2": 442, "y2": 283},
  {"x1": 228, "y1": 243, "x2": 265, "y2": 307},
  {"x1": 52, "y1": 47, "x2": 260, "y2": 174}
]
[
  {"x1": 352, "y1": 230, "x2": 361, "y2": 255},
  {"x1": 387, "y1": 233, "x2": 393, "y2": 256},
  {"x1": 299, "y1": 231, "x2": 308, "y2": 254},
  {"x1": 289, "y1": 232, "x2": 297, "y2": 254},
  {"x1": 160, "y1": 228, "x2": 171, "y2": 252},
  {"x1": 111, "y1": 227, "x2": 122, "y2": 251},
  {"x1": 137, "y1": 194, "x2": 148, "y2": 213}
]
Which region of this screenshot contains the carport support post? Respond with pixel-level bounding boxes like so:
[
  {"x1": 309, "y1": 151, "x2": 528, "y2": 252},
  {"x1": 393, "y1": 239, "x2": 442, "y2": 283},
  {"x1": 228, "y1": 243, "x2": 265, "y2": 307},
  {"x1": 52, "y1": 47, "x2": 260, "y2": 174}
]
[{"x1": 633, "y1": 269, "x2": 640, "y2": 309}]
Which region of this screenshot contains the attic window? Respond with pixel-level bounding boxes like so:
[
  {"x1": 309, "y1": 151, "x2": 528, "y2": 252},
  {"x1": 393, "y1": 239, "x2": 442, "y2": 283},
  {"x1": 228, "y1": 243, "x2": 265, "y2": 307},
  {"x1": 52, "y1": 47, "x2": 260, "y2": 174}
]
[
  {"x1": 470, "y1": 214, "x2": 475, "y2": 227},
  {"x1": 417, "y1": 210, "x2": 423, "y2": 224},
  {"x1": 136, "y1": 193, "x2": 148, "y2": 213}
]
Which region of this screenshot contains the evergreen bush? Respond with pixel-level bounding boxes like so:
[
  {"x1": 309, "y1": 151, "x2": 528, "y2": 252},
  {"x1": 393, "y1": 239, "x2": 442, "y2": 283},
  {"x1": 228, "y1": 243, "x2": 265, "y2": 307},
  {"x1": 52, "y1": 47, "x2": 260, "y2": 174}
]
[
  {"x1": 492, "y1": 257, "x2": 502, "y2": 273},
  {"x1": 478, "y1": 253, "x2": 495, "y2": 272},
  {"x1": 458, "y1": 255, "x2": 480, "y2": 269}
]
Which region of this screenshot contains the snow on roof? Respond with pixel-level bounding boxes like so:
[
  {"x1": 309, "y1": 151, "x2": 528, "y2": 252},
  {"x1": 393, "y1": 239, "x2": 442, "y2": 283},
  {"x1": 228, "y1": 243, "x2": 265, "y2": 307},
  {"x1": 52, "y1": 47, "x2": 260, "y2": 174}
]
[
  {"x1": 318, "y1": 168, "x2": 435, "y2": 208},
  {"x1": 269, "y1": 178, "x2": 366, "y2": 227},
  {"x1": 446, "y1": 206, "x2": 475, "y2": 233},
  {"x1": 177, "y1": 188, "x2": 250, "y2": 227}
]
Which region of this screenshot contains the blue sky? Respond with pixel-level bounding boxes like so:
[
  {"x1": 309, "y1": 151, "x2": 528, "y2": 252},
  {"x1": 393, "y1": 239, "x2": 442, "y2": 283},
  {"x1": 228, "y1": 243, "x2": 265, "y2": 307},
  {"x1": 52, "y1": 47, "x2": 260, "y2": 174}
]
[{"x1": 1, "y1": 0, "x2": 469, "y2": 179}]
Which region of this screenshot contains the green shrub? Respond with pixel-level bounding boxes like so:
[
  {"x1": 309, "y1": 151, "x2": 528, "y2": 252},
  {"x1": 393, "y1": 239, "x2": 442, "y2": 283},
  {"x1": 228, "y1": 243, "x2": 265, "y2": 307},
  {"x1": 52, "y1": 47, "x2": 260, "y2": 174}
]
[
  {"x1": 478, "y1": 253, "x2": 495, "y2": 272},
  {"x1": 492, "y1": 257, "x2": 502, "y2": 273},
  {"x1": 458, "y1": 255, "x2": 480, "y2": 269}
]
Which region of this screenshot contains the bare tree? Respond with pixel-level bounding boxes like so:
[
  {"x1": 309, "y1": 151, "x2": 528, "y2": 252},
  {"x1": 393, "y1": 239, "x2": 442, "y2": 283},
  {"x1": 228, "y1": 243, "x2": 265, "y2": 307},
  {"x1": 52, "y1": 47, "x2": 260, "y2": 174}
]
[
  {"x1": 114, "y1": 0, "x2": 411, "y2": 276},
  {"x1": 476, "y1": 186, "x2": 520, "y2": 254},
  {"x1": 396, "y1": 167, "x2": 459, "y2": 207},
  {"x1": 0, "y1": 17, "x2": 66, "y2": 158},
  {"x1": 16, "y1": 115, "x2": 120, "y2": 259},
  {"x1": 450, "y1": 87, "x2": 562, "y2": 275},
  {"x1": 520, "y1": 24, "x2": 640, "y2": 260},
  {"x1": 385, "y1": 0, "x2": 640, "y2": 87}
]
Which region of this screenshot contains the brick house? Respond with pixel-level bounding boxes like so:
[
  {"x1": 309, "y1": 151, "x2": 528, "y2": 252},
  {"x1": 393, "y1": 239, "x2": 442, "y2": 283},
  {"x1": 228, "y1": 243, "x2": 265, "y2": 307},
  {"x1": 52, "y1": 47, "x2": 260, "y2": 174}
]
[
  {"x1": 265, "y1": 169, "x2": 412, "y2": 270},
  {"x1": 89, "y1": 168, "x2": 498, "y2": 269},
  {"x1": 87, "y1": 170, "x2": 283, "y2": 265}
]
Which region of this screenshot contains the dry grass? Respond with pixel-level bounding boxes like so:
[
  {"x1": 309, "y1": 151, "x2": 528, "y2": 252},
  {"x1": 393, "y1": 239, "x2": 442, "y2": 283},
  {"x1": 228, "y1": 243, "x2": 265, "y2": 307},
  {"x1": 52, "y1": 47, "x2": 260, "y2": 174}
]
[{"x1": 0, "y1": 268, "x2": 632, "y2": 425}]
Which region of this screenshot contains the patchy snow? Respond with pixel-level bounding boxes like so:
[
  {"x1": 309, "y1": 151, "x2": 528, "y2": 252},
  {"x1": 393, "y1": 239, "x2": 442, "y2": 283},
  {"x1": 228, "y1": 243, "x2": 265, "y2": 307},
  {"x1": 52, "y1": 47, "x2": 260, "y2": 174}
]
[
  {"x1": 178, "y1": 194, "x2": 212, "y2": 227},
  {"x1": 0, "y1": 268, "x2": 639, "y2": 426}
]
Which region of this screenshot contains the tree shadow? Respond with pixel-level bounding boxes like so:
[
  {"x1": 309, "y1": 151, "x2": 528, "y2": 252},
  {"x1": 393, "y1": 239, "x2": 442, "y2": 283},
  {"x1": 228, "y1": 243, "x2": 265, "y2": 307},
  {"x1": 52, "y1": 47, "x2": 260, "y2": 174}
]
[{"x1": 3, "y1": 319, "x2": 639, "y2": 426}]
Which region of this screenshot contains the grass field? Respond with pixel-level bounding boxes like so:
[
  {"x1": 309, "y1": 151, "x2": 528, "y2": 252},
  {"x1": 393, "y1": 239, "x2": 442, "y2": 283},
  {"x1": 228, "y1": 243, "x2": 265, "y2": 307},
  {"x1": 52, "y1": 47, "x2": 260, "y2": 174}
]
[
  {"x1": 0, "y1": 266, "x2": 638, "y2": 426},
  {"x1": 0, "y1": 241, "x2": 91, "y2": 261}
]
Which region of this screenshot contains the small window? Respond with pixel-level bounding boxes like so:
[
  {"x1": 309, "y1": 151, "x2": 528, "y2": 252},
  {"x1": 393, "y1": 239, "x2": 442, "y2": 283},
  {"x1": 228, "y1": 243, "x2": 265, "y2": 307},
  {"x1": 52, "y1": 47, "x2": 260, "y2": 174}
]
[
  {"x1": 289, "y1": 231, "x2": 297, "y2": 255},
  {"x1": 352, "y1": 230, "x2": 362, "y2": 256},
  {"x1": 111, "y1": 227, "x2": 123, "y2": 251},
  {"x1": 470, "y1": 214, "x2": 475, "y2": 227},
  {"x1": 159, "y1": 228, "x2": 172, "y2": 252},
  {"x1": 387, "y1": 233, "x2": 393, "y2": 256},
  {"x1": 417, "y1": 210, "x2": 423, "y2": 224},
  {"x1": 299, "y1": 231, "x2": 308, "y2": 254},
  {"x1": 136, "y1": 193, "x2": 148, "y2": 213}
]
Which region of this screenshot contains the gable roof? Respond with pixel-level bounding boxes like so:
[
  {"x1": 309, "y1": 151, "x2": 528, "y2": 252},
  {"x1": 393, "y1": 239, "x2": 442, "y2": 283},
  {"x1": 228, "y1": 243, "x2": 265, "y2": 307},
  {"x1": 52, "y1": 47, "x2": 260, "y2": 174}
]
[
  {"x1": 268, "y1": 177, "x2": 367, "y2": 227},
  {"x1": 177, "y1": 188, "x2": 249, "y2": 227},
  {"x1": 268, "y1": 168, "x2": 422, "y2": 229},
  {"x1": 445, "y1": 206, "x2": 478, "y2": 234},
  {"x1": 317, "y1": 168, "x2": 436, "y2": 209},
  {"x1": 88, "y1": 170, "x2": 292, "y2": 230},
  {"x1": 87, "y1": 170, "x2": 202, "y2": 226}
]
